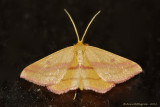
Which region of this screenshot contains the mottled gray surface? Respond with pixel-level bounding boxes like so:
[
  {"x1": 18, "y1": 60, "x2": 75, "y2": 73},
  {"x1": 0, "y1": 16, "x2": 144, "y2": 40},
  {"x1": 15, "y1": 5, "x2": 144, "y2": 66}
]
[{"x1": 0, "y1": 0, "x2": 160, "y2": 106}]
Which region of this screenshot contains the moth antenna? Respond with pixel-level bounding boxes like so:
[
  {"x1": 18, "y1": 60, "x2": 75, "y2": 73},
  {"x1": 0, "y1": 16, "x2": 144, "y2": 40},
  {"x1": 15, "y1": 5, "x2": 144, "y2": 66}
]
[
  {"x1": 81, "y1": 10, "x2": 101, "y2": 43},
  {"x1": 64, "y1": 9, "x2": 80, "y2": 42}
]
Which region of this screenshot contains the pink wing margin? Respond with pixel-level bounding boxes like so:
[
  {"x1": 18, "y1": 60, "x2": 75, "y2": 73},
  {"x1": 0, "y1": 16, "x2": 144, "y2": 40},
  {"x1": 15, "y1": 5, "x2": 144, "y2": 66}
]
[
  {"x1": 85, "y1": 46, "x2": 142, "y2": 84},
  {"x1": 20, "y1": 46, "x2": 74, "y2": 86}
]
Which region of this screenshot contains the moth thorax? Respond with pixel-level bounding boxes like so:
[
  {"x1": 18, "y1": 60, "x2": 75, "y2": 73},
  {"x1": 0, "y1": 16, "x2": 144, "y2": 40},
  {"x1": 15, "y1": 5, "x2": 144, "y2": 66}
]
[{"x1": 77, "y1": 50, "x2": 83, "y2": 66}]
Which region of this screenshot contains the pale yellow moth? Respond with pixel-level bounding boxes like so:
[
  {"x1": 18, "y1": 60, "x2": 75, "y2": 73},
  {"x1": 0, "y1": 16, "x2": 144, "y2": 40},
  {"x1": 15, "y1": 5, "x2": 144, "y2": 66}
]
[{"x1": 20, "y1": 9, "x2": 142, "y2": 95}]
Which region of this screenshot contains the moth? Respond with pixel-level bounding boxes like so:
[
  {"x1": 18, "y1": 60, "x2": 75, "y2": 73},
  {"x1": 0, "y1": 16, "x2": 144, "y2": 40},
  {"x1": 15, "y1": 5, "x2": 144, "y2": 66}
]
[{"x1": 20, "y1": 9, "x2": 142, "y2": 95}]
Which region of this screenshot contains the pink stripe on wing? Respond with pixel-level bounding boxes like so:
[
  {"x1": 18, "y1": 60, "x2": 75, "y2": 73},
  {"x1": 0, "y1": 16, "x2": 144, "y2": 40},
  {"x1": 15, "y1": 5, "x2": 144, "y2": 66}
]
[
  {"x1": 90, "y1": 61, "x2": 137, "y2": 69},
  {"x1": 47, "y1": 86, "x2": 78, "y2": 95},
  {"x1": 85, "y1": 83, "x2": 115, "y2": 93},
  {"x1": 69, "y1": 65, "x2": 93, "y2": 70},
  {"x1": 25, "y1": 62, "x2": 71, "y2": 72}
]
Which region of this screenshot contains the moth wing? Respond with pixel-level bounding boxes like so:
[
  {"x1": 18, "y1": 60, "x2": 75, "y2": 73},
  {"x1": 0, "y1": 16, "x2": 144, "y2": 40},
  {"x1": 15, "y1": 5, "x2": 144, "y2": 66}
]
[
  {"x1": 20, "y1": 46, "x2": 74, "y2": 86},
  {"x1": 47, "y1": 54, "x2": 80, "y2": 94},
  {"x1": 80, "y1": 54, "x2": 115, "y2": 93},
  {"x1": 85, "y1": 46, "x2": 142, "y2": 83},
  {"x1": 81, "y1": 69, "x2": 115, "y2": 93}
]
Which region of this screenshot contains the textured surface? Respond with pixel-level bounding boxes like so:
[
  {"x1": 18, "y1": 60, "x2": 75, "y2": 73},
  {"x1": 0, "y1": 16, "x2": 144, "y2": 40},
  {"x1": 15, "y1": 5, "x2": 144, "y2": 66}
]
[
  {"x1": 0, "y1": 0, "x2": 160, "y2": 106},
  {"x1": 21, "y1": 46, "x2": 74, "y2": 86},
  {"x1": 86, "y1": 46, "x2": 142, "y2": 83},
  {"x1": 22, "y1": 43, "x2": 125, "y2": 94}
]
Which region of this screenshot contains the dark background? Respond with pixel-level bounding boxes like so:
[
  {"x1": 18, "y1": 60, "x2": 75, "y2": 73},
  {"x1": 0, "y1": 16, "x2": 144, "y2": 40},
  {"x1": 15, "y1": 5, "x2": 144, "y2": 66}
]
[{"x1": 0, "y1": 0, "x2": 160, "y2": 107}]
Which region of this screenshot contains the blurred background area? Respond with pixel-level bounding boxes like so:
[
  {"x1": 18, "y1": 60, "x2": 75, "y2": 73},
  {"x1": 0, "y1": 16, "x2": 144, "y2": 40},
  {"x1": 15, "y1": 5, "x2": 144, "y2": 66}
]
[{"x1": 0, "y1": 0, "x2": 159, "y2": 106}]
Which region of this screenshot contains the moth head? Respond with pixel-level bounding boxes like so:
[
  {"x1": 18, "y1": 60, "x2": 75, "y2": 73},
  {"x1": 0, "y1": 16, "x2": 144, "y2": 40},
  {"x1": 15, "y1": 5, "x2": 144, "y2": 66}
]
[{"x1": 74, "y1": 42, "x2": 86, "y2": 54}]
